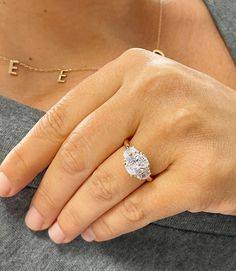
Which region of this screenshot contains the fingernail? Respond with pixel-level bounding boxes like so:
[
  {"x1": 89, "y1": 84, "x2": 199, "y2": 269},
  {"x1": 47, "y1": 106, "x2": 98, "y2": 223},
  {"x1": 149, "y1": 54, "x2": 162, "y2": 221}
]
[
  {"x1": 81, "y1": 226, "x2": 95, "y2": 242},
  {"x1": 25, "y1": 206, "x2": 44, "y2": 231},
  {"x1": 48, "y1": 222, "x2": 66, "y2": 244},
  {"x1": 0, "y1": 171, "x2": 11, "y2": 197}
]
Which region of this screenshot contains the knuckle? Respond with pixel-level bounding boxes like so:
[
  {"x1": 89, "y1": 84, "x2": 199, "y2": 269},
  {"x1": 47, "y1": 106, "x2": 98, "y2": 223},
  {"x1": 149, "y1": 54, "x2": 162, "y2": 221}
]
[
  {"x1": 160, "y1": 106, "x2": 203, "y2": 140},
  {"x1": 208, "y1": 200, "x2": 235, "y2": 215},
  {"x1": 59, "y1": 138, "x2": 90, "y2": 175},
  {"x1": 94, "y1": 216, "x2": 115, "y2": 240},
  {"x1": 119, "y1": 48, "x2": 154, "y2": 70},
  {"x1": 125, "y1": 62, "x2": 185, "y2": 100},
  {"x1": 188, "y1": 190, "x2": 210, "y2": 213},
  {"x1": 11, "y1": 143, "x2": 29, "y2": 171},
  {"x1": 183, "y1": 170, "x2": 213, "y2": 213},
  {"x1": 89, "y1": 168, "x2": 113, "y2": 201},
  {"x1": 188, "y1": 198, "x2": 211, "y2": 213},
  {"x1": 121, "y1": 197, "x2": 146, "y2": 222},
  {"x1": 145, "y1": 63, "x2": 193, "y2": 100},
  {"x1": 122, "y1": 47, "x2": 150, "y2": 60},
  {"x1": 62, "y1": 206, "x2": 82, "y2": 229},
  {"x1": 35, "y1": 105, "x2": 67, "y2": 143},
  {"x1": 170, "y1": 107, "x2": 202, "y2": 136},
  {"x1": 182, "y1": 185, "x2": 204, "y2": 213},
  {"x1": 36, "y1": 185, "x2": 59, "y2": 211}
]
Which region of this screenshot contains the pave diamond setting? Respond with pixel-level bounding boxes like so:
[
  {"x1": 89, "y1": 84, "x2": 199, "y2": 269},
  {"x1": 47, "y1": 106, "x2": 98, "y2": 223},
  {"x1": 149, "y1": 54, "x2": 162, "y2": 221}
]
[{"x1": 123, "y1": 146, "x2": 151, "y2": 180}]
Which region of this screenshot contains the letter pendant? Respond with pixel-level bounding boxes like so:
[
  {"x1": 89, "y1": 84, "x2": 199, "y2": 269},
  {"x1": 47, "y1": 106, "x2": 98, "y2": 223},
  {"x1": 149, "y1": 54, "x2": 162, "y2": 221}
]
[
  {"x1": 8, "y1": 60, "x2": 19, "y2": 75},
  {"x1": 57, "y1": 69, "x2": 69, "y2": 83}
]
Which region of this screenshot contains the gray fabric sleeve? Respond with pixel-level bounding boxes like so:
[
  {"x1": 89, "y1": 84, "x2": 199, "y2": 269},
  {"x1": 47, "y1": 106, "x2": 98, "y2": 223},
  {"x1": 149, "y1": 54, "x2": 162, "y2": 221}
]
[{"x1": 203, "y1": 0, "x2": 236, "y2": 61}]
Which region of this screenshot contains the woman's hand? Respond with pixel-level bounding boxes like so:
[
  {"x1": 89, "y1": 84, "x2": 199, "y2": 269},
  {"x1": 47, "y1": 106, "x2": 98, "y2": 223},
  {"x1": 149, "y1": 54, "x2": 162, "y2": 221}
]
[{"x1": 0, "y1": 48, "x2": 236, "y2": 244}]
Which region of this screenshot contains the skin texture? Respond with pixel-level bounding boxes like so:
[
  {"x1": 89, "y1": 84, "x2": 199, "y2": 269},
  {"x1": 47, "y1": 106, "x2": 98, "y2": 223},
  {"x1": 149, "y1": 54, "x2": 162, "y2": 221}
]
[
  {"x1": 0, "y1": 48, "x2": 236, "y2": 244},
  {"x1": 0, "y1": 1, "x2": 235, "y2": 244},
  {"x1": 0, "y1": 0, "x2": 235, "y2": 111}
]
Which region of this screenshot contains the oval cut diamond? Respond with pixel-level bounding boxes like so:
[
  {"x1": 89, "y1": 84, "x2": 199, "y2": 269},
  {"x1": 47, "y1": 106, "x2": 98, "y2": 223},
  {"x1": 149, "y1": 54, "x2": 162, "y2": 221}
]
[{"x1": 123, "y1": 146, "x2": 151, "y2": 180}]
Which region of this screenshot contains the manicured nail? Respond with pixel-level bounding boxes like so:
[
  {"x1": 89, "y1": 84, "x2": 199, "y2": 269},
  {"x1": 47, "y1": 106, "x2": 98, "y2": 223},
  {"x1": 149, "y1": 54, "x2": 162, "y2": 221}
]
[
  {"x1": 0, "y1": 171, "x2": 11, "y2": 197},
  {"x1": 25, "y1": 206, "x2": 44, "y2": 231},
  {"x1": 48, "y1": 222, "x2": 66, "y2": 244},
  {"x1": 81, "y1": 226, "x2": 95, "y2": 242}
]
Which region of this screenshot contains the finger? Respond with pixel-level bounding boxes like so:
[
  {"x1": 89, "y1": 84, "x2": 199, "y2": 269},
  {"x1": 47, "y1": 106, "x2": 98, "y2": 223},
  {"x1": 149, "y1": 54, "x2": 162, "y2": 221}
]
[
  {"x1": 47, "y1": 146, "x2": 143, "y2": 244},
  {"x1": 46, "y1": 130, "x2": 176, "y2": 244},
  {"x1": 0, "y1": 57, "x2": 123, "y2": 196},
  {"x1": 24, "y1": 89, "x2": 139, "y2": 230},
  {"x1": 82, "y1": 167, "x2": 196, "y2": 242}
]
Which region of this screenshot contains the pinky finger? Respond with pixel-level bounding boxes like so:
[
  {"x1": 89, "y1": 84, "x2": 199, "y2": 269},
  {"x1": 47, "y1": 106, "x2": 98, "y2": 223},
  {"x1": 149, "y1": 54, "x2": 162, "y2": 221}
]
[{"x1": 81, "y1": 168, "x2": 197, "y2": 242}]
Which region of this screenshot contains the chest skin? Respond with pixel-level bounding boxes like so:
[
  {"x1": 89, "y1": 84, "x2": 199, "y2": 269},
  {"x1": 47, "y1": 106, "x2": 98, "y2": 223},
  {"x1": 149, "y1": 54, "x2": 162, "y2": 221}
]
[
  {"x1": 0, "y1": 0, "x2": 235, "y2": 112},
  {"x1": 159, "y1": 0, "x2": 236, "y2": 90}
]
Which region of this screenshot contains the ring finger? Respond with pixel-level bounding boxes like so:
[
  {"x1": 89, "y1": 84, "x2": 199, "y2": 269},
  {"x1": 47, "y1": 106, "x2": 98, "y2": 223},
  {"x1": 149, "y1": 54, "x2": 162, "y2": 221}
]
[
  {"x1": 24, "y1": 89, "x2": 138, "y2": 230},
  {"x1": 47, "y1": 127, "x2": 177, "y2": 243}
]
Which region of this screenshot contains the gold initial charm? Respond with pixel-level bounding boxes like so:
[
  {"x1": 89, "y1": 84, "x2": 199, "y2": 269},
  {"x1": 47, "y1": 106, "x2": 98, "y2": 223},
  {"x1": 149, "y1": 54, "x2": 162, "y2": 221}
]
[
  {"x1": 57, "y1": 69, "x2": 69, "y2": 83},
  {"x1": 8, "y1": 60, "x2": 19, "y2": 75}
]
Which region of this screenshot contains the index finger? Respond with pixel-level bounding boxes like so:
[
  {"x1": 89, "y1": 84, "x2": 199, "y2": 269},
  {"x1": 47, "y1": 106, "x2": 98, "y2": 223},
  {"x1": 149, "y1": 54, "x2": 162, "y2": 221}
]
[{"x1": 0, "y1": 56, "x2": 124, "y2": 197}]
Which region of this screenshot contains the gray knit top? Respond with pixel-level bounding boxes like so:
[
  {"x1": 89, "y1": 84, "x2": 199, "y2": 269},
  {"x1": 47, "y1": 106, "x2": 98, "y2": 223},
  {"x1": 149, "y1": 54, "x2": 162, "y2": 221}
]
[{"x1": 0, "y1": 0, "x2": 236, "y2": 238}]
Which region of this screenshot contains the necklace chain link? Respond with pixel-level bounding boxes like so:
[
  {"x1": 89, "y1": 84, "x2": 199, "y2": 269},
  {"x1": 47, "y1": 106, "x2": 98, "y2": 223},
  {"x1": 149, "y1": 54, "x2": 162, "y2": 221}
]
[
  {"x1": 0, "y1": 55, "x2": 98, "y2": 72},
  {"x1": 0, "y1": 0, "x2": 164, "y2": 83}
]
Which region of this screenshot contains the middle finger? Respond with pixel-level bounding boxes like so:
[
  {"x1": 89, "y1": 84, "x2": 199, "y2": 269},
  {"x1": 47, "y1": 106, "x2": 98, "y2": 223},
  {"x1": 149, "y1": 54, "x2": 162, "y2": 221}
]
[
  {"x1": 48, "y1": 126, "x2": 174, "y2": 243},
  {"x1": 25, "y1": 89, "x2": 139, "y2": 231}
]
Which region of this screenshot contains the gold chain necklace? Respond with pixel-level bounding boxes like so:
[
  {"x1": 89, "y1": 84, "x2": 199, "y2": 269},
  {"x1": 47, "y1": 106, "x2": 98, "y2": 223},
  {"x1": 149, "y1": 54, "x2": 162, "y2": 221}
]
[{"x1": 0, "y1": 0, "x2": 164, "y2": 83}]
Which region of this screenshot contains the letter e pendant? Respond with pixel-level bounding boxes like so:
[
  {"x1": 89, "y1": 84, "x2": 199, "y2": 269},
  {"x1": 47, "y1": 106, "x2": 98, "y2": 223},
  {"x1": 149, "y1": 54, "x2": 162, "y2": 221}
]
[
  {"x1": 8, "y1": 60, "x2": 19, "y2": 75},
  {"x1": 57, "y1": 69, "x2": 69, "y2": 83}
]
